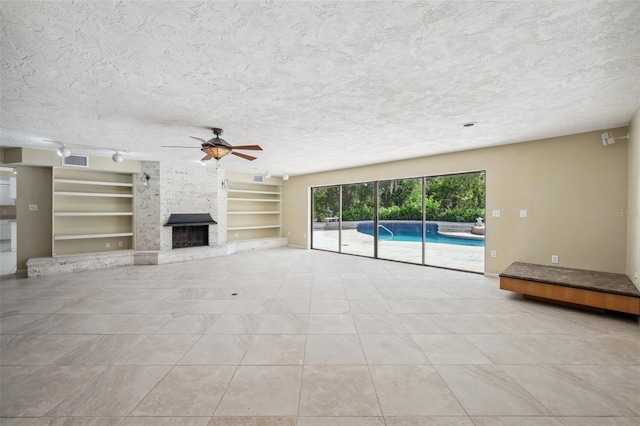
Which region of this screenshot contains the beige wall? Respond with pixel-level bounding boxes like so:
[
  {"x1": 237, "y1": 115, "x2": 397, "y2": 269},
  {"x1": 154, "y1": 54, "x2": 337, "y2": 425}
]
[
  {"x1": 282, "y1": 129, "x2": 629, "y2": 275},
  {"x1": 16, "y1": 166, "x2": 52, "y2": 271},
  {"x1": 628, "y1": 107, "x2": 640, "y2": 289},
  {"x1": 1, "y1": 147, "x2": 141, "y2": 173}
]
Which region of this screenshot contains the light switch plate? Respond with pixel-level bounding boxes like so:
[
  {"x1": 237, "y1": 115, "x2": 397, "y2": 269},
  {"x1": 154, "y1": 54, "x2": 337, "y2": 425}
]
[
  {"x1": 520, "y1": 209, "x2": 527, "y2": 218},
  {"x1": 492, "y1": 210, "x2": 501, "y2": 217},
  {"x1": 29, "y1": 204, "x2": 38, "y2": 211}
]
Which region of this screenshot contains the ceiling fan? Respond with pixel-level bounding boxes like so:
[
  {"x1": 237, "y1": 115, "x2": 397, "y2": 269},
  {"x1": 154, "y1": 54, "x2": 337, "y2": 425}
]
[{"x1": 162, "y1": 128, "x2": 262, "y2": 162}]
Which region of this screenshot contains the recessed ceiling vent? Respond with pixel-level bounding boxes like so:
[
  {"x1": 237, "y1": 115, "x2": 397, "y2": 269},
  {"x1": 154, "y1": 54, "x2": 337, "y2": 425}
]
[
  {"x1": 253, "y1": 175, "x2": 264, "y2": 183},
  {"x1": 62, "y1": 154, "x2": 89, "y2": 167}
]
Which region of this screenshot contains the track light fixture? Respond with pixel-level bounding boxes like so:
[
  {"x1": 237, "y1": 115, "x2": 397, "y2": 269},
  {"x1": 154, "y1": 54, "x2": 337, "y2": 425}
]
[
  {"x1": 57, "y1": 146, "x2": 71, "y2": 158},
  {"x1": 282, "y1": 173, "x2": 289, "y2": 181},
  {"x1": 601, "y1": 132, "x2": 630, "y2": 146},
  {"x1": 112, "y1": 152, "x2": 124, "y2": 163},
  {"x1": 264, "y1": 170, "x2": 271, "y2": 178}
]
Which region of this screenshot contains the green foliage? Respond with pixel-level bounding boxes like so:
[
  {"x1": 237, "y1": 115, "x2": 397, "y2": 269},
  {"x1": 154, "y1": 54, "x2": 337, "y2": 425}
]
[{"x1": 313, "y1": 173, "x2": 486, "y2": 223}]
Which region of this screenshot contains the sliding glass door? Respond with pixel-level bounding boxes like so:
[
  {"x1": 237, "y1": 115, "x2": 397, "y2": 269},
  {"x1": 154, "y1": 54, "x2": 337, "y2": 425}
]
[
  {"x1": 311, "y1": 186, "x2": 340, "y2": 252},
  {"x1": 424, "y1": 173, "x2": 485, "y2": 273},
  {"x1": 310, "y1": 171, "x2": 485, "y2": 273},
  {"x1": 377, "y1": 178, "x2": 423, "y2": 264},
  {"x1": 341, "y1": 182, "x2": 374, "y2": 257}
]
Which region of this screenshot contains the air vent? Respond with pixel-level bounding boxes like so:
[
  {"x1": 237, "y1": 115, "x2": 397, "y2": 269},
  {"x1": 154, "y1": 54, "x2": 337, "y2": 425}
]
[
  {"x1": 252, "y1": 175, "x2": 264, "y2": 183},
  {"x1": 62, "y1": 154, "x2": 89, "y2": 167}
]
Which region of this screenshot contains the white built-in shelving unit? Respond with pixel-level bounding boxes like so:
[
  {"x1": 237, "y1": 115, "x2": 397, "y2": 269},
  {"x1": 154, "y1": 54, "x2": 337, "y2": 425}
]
[
  {"x1": 52, "y1": 168, "x2": 135, "y2": 256},
  {"x1": 226, "y1": 181, "x2": 281, "y2": 241}
]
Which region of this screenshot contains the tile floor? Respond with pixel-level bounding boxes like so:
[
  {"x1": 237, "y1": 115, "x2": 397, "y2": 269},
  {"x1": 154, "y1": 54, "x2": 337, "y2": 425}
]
[{"x1": 0, "y1": 247, "x2": 639, "y2": 425}]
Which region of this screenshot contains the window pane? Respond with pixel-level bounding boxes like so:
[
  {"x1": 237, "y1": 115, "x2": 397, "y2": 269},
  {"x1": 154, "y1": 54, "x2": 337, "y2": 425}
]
[
  {"x1": 424, "y1": 172, "x2": 485, "y2": 273},
  {"x1": 377, "y1": 178, "x2": 423, "y2": 264},
  {"x1": 341, "y1": 182, "x2": 374, "y2": 257},
  {"x1": 311, "y1": 186, "x2": 340, "y2": 252}
]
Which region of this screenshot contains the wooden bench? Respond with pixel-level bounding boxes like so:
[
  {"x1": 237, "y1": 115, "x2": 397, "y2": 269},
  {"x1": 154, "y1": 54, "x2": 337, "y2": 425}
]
[{"x1": 499, "y1": 262, "x2": 640, "y2": 315}]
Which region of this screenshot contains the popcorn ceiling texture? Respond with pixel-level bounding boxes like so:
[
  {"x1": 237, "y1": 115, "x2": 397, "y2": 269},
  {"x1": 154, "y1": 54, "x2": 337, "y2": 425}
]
[{"x1": 1, "y1": 1, "x2": 639, "y2": 175}]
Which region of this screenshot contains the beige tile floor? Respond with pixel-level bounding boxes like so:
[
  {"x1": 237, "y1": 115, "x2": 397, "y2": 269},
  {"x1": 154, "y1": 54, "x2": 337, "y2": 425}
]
[{"x1": 1, "y1": 247, "x2": 639, "y2": 425}]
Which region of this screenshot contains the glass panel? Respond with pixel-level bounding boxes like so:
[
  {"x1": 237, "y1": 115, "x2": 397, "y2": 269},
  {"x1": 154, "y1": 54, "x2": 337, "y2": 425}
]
[
  {"x1": 424, "y1": 172, "x2": 485, "y2": 273},
  {"x1": 311, "y1": 186, "x2": 340, "y2": 252},
  {"x1": 341, "y1": 182, "x2": 374, "y2": 257},
  {"x1": 377, "y1": 178, "x2": 423, "y2": 264}
]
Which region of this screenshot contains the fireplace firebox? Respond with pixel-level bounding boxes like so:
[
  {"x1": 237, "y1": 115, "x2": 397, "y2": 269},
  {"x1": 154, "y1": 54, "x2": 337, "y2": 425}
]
[
  {"x1": 164, "y1": 213, "x2": 217, "y2": 249},
  {"x1": 172, "y1": 225, "x2": 208, "y2": 249}
]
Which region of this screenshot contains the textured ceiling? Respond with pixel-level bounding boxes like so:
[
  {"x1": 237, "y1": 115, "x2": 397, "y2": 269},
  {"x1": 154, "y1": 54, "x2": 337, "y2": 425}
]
[{"x1": 1, "y1": 1, "x2": 639, "y2": 176}]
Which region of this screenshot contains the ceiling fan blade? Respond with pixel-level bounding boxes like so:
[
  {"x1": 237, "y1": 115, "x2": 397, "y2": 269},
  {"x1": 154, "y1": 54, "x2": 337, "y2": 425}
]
[
  {"x1": 189, "y1": 136, "x2": 207, "y2": 143},
  {"x1": 161, "y1": 145, "x2": 201, "y2": 148},
  {"x1": 201, "y1": 154, "x2": 212, "y2": 161},
  {"x1": 231, "y1": 151, "x2": 257, "y2": 161},
  {"x1": 230, "y1": 145, "x2": 262, "y2": 151}
]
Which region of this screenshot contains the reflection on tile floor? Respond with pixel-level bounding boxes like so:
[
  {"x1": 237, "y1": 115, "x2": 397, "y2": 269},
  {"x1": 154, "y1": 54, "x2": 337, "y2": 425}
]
[{"x1": 1, "y1": 247, "x2": 639, "y2": 425}]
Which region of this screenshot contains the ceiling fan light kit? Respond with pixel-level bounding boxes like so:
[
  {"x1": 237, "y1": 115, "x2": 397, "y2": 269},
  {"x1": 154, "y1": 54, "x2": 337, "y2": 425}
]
[{"x1": 162, "y1": 127, "x2": 262, "y2": 163}]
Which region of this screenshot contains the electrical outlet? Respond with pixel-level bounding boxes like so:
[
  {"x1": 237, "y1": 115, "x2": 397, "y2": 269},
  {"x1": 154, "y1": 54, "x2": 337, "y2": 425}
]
[
  {"x1": 235, "y1": 233, "x2": 238, "y2": 238},
  {"x1": 106, "y1": 242, "x2": 110, "y2": 248},
  {"x1": 492, "y1": 210, "x2": 501, "y2": 217},
  {"x1": 520, "y1": 209, "x2": 527, "y2": 218},
  {"x1": 551, "y1": 255, "x2": 559, "y2": 264},
  {"x1": 118, "y1": 241, "x2": 123, "y2": 247},
  {"x1": 491, "y1": 250, "x2": 497, "y2": 258},
  {"x1": 29, "y1": 204, "x2": 38, "y2": 211}
]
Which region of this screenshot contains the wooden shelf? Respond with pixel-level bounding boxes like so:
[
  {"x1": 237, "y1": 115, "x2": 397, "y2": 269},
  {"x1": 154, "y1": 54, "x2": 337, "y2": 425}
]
[
  {"x1": 54, "y1": 232, "x2": 134, "y2": 241},
  {"x1": 55, "y1": 179, "x2": 133, "y2": 187},
  {"x1": 55, "y1": 212, "x2": 133, "y2": 217},
  {"x1": 54, "y1": 191, "x2": 133, "y2": 198}
]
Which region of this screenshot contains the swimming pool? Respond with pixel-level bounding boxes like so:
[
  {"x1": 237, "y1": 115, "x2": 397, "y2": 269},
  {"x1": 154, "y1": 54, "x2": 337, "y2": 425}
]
[{"x1": 356, "y1": 221, "x2": 485, "y2": 247}]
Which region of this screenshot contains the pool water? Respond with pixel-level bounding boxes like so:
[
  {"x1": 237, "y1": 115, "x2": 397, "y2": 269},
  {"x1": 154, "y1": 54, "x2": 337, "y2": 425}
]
[{"x1": 356, "y1": 221, "x2": 484, "y2": 247}]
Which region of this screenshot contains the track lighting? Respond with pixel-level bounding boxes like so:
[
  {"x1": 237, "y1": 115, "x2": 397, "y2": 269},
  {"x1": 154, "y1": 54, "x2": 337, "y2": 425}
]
[
  {"x1": 282, "y1": 173, "x2": 289, "y2": 181},
  {"x1": 601, "y1": 132, "x2": 630, "y2": 146},
  {"x1": 57, "y1": 146, "x2": 71, "y2": 158},
  {"x1": 264, "y1": 170, "x2": 271, "y2": 178},
  {"x1": 112, "y1": 152, "x2": 124, "y2": 163}
]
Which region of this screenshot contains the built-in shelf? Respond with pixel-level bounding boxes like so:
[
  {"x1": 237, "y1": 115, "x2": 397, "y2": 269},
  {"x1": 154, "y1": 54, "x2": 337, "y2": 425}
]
[
  {"x1": 54, "y1": 232, "x2": 134, "y2": 240},
  {"x1": 227, "y1": 179, "x2": 282, "y2": 241},
  {"x1": 54, "y1": 179, "x2": 133, "y2": 187},
  {"x1": 228, "y1": 211, "x2": 280, "y2": 215},
  {"x1": 228, "y1": 189, "x2": 280, "y2": 195},
  {"x1": 55, "y1": 212, "x2": 134, "y2": 217},
  {"x1": 54, "y1": 191, "x2": 133, "y2": 198},
  {"x1": 227, "y1": 225, "x2": 281, "y2": 231},
  {"x1": 53, "y1": 169, "x2": 135, "y2": 256},
  {"x1": 227, "y1": 198, "x2": 280, "y2": 202}
]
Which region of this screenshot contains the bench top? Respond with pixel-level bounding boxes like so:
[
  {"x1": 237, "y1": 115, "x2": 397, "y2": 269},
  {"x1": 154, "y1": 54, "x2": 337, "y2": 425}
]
[{"x1": 500, "y1": 262, "x2": 640, "y2": 298}]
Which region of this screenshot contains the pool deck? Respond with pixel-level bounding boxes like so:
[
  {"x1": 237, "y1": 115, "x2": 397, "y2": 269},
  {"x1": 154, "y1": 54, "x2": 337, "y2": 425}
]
[{"x1": 313, "y1": 229, "x2": 484, "y2": 273}]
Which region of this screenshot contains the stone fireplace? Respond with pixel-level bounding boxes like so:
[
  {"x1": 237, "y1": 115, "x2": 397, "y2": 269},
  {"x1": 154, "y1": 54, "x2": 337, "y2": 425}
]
[{"x1": 135, "y1": 161, "x2": 227, "y2": 254}]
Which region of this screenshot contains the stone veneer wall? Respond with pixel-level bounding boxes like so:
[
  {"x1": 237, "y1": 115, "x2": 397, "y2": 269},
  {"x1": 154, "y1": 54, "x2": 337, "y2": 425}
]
[
  {"x1": 135, "y1": 161, "x2": 226, "y2": 251},
  {"x1": 135, "y1": 161, "x2": 161, "y2": 250}
]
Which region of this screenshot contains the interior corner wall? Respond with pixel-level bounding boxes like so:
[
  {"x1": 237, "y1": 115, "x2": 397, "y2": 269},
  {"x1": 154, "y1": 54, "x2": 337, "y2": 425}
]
[
  {"x1": 282, "y1": 129, "x2": 629, "y2": 275},
  {"x1": 627, "y1": 106, "x2": 640, "y2": 289},
  {"x1": 16, "y1": 166, "x2": 52, "y2": 270}
]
